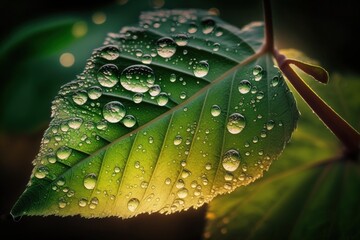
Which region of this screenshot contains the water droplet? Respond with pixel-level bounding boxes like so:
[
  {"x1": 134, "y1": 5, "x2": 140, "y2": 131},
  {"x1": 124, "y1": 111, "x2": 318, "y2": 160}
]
[
  {"x1": 103, "y1": 101, "x2": 126, "y2": 123},
  {"x1": 72, "y1": 90, "x2": 88, "y2": 105},
  {"x1": 141, "y1": 54, "x2": 152, "y2": 64},
  {"x1": 56, "y1": 146, "x2": 72, "y2": 160},
  {"x1": 256, "y1": 91, "x2": 264, "y2": 100},
  {"x1": 193, "y1": 60, "x2": 209, "y2": 78},
  {"x1": 34, "y1": 165, "x2": 49, "y2": 179},
  {"x1": 188, "y1": 23, "x2": 198, "y2": 33},
  {"x1": 252, "y1": 65, "x2": 263, "y2": 76},
  {"x1": 174, "y1": 135, "x2": 182, "y2": 145},
  {"x1": 176, "y1": 179, "x2": 185, "y2": 189},
  {"x1": 97, "y1": 64, "x2": 119, "y2": 87},
  {"x1": 132, "y1": 93, "x2": 143, "y2": 104},
  {"x1": 174, "y1": 34, "x2": 188, "y2": 46},
  {"x1": 149, "y1": 85, "x2": 161, "y2": 96},
  {"x1": 211, "y1": 105, "x2": 221, "y2": 117},
  {"x1": 238, "y1": 80, "x2": 251, "y2": 94},
  {"x1": 266, "y1": 120, "x2": 275, "y2": 130},
  {"x1": 123, "y1": 115, "x2": 136, "y2": 128},
  {"x1": 222, "y1": 149, "x2": 241, "y2": 172},
  {"x1": 157, "y1": 92, "x2": 169, "y2": 106},
  {"x1": 56, "y1": 177, "x2": 65, "y2": 186},
  {"x1": 135, "y1": 49, "x2": 143, "y2": 57},
  {"x1": 201, "y1": 18, "x2": 216, "y2": 34},
  {"x1": 205, "y1": 163, "x2": 212, "y2": 170},
  {"x1": 213, "y1": 43, "x2": 220, "y2": 51},
  {"x1": 165, "y1": 178, "x2": 171, "y2": 185},
  {"x1": 88, "y1": 86, "x2": 102, "y2": 100},
  {"x1": 141, "y1": 181, "x2": 148, "y2": 189},
  {"x1": 96, "y1": 120, "x2": 108, "y2": 130},
  {"x1": 120, "y1": 65, "x2": 155, "y2": 93},
  {"x1": 227, "y1": 113, "x2": 246, "y2": 134},
  {"x1": 83, "y1": 173, "x2": 97, "y2": 190},
  {"x1": 271, "y1": 76, "x2": 279, "y2": 87},
  {"x1": 68, "y1": 117, "x2": 83, "y2": 129},
  {"x1": 224, "y1": 172, "x2": 234, "y2": 181},
  {"x1": 114, "y1": 166, "x2": 121, "y2": 173},
  {"x1": 170, "y1": 73, "x2": 176, "y2": 82},
  {"x1": 48, "y1": 154, "x2": 56, "y2": 164},
  {"x1": 78, "y1": 198, "x2": 87, "y2": 207},
  {"x1": 89, "y1": 197, "x2": 99, "y2": 209},
  {"x1": 156, "y1": 37, "x2": 176, "y2": 58},
  {"x1": 58, "y1": 199, "x2": 67, "y2": 209},
  {"x1": 127, "y1": 198, "x2": 140, "y2": 212},
  {"x1": 179, "y1": 91, "x2": 187, "y2": 100},
  {"x1": 177, "y1": 188, "x2": 188, "y2": 198},
  {"x1": 100, "y1": 45, "x2": 120, "y2": 60}
]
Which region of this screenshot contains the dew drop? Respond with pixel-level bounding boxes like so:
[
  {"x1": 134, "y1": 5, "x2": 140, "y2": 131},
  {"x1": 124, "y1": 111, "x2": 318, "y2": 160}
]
[
  {"x1": 97, "y1": 64, "x2": 119, "y2": 87},
  {"x1": 188, "y1": 23, "x2": 198, "y2": 33},
  {"x1": 149, "y1": 84, "x2": 161, "y2": 96},
  {"x1": 89, "y1": 197, "x2": 99, "y2": 209},
  {"x1": 193, "y1": 60, "x2": 209, "y2": 78},
  {"x1": 123, "y1": 115, "x2": 136, "y2": 128},
  {"x1": 205, "y1": 163, "x2": 212, "y2": 170},
  {"x1": 227, "y1": 113, "x2": 246, "y2": 134},
  {"x1": 72, "y1": 90, "x2": 88, "y2": 105},
  {"x1": 78, "y1": 198, "x2": 87, "y2": 207},
  {"x1": 87, "y1": 86, "x2": 102, "y2": 100},
  {"x1": 127, "y1": 198, "x2": 140, "y2": 212},
  {"x1": 156, "y1": 37, "x2": 176, "y2": 58},
  {"x1": 157, "y1": 92, "x2": 169, "y2": 106},
  {"x1": 83, "y1": 173, "x2": 97, "y2": 190},
  {"x1": 132, "y1": 93, "x2": 143, "y2": 104},
  {"x1": 56, "y1": 146, "x2": 72, "y2": 160},
  {"x1": 212, "y1": 43, "x2": 220, "y2": 51},
  {"x1": 252, "y1": 65, "x2": 263, "y2": 76},
  {"x1": 177, "y1": 188, "x2": 188, "y2": 198},
  {"x1": 179, "y1": 92, "x2": 187, "y2": 99},
  {"x1": 238, "y1": 80, "x2": 251, "y2": 94},
  {"x1": 34, "y1": 165, "x2": 49, "y2": 179},
  {"x1": 201, "y1": 18, "x2": 216, "y2": 34},
  {"x1": 103, "y1": 101, "x2": 126, "y2": 123},
  {"x1": 58, "y1": 199, "x2": 67, "y2": 209},
  {"x1": 174, "y1": 34, "x2": 188, "y2": 46},
  {"x1": 120, "y1": 64, "x2": 155, "y2": 93},
  {"x1": 141, "y1": 54, "x2": 152, "y2": 64},
  {"x1": 222, "y1": 149, "x2": 241, "y2": 172},
  {"x1": 211, "y1": 105, "x2": 221, "y2": 117},
  {"x1": 68, "y1": 117, "x2": 83, "y2": 129},
  {"x1": 173, "y1": 135, "x2": 182, "y2": 146},
  {"x1": 170, "y1": 73, "x2": 176, "y2": 82},
  {"x1": 266, "y1": 120, "x2": 275, "y2": 130},
  {"x1": 135, "y1": 49, "x2": 143, "y2": 57},
  {"x1": 100, "y1": 45, "x2": 120, "y2": 60},
  {"x1": 165, "y1": 178, "x2": 171, "y2": 185},
  {"x1": 271, "y1": 76, "x2": 279, "y2": 87},
  {"x1": 256, "y1": 91, "x2": 264, "y2": 100}
]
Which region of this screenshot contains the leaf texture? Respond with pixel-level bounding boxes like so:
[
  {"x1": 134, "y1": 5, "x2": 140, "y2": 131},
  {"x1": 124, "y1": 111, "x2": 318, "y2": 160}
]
[{"x1": 12, "y1": 10, "x2": 298, "y2": 218}]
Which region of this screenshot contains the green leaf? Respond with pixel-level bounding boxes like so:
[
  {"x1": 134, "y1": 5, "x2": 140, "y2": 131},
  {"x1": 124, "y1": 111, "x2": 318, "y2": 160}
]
[
  {"x1": 12, "y1": 10, "x2": 298, "y2": 218},
  {"x1": 205, "y1": 71, "x2": 360, "y2": 239}
]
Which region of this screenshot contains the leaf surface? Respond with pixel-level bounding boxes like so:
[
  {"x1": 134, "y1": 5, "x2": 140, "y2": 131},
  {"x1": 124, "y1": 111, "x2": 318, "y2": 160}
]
[{"x1": 12, "y1": 10, "x2": 298, "y2": 218}]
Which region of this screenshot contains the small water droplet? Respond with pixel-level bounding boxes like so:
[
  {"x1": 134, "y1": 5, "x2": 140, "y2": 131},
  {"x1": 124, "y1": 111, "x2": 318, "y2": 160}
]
[
  {"x1": 58, "y1": 199, "x2": 67, "y2": 209},
  {"x1": 78, "y1": 198, "x2": 87, "y2": 207},
  {"x1": 100, "y1": 45, "x2": 120, "y2": 60},
  {"x1": 179, "y1": 92, "x2": 187, "y2": 99},
  {"x1": 271, "y1": 76, "x2": 279, "y2": 87},
  {"x1": 68, "y1": 117, "x2": 83, "y2": 129},
  {"x1": 88, "y1": 86, "x2": 103, "y2": 100},
  {"x1": 165, "y1": 178, "x2": 171, "y2": 185},
  {"x1": 188, "y1": 23, "x2": 198, "y2": 33},
  {"x1": 89, "y1": 197, "x2": 99, "y2": 209},
  {"x1": 266, "y1": 120, "x2": 275, "y2": 130},
  {"x1": 114, "y1": 166, "x2": 121, "y2": 173},
  {"x1": 238, "y1": 80, "x2": 251, "y2": 94},
  {"x1": 97, "y1": 64, "x2": 119, "y2": 87},
  {"x1": 141, "y1": 54, "x2": 152, "y2": 64},
  {"x1": 157, "y1": 92, "x2": 169, "y2": 106},
  {"x1": 222, "y1": 149, "x2": 241, "y2": 172},
  {"x1": 123, "y1": 115, "x2": 136, "y2": 128},
  {"x1": 201, "y1": 18, "x2": 216, "y2": 34},
  {"x1": 120, "y1": 64, "x2": 155, "y2": 93},
  {"x1": 34, "y1": 165, "x2": 49, "y2": 179},
  {"x1": 174, "y1": 135, "x2": 182, "y2": 146},
  {"x1": 227, "y1": 113, "x2": 246, "y2": 134},
  {"x1": 103, "y1": 101, "x2": 126, "y2": 123},
  {"x1": 181, "y1": 169, "x2": 191, "y2": 179},
  {"x1": 83, "y1": 173, "x2": 97, "y2": 190},
  {"x1": 56, "y1": 177, "x2": 65, "y2": 186},
  {"x1": 141, "y1": 181, "x2": 148, "y2": 189},
  {"x1": 156, "y1": 37, "x2": 176, "y2": 58},
  {"x1": 170, "y1": 73, "x2": 176, "y2": 82},
  {"x1": 252, "y1": 65, "x2": 263, "y2": 76},
  {"x1": 132, "y1": 93, "x2": 143, "y2": 104},
  {"x1": 256, "y1": 91, "x2": 264, "y2": 100},
  {"x1": 174, "y1": 34, "x2": 188, "y2": 46},
  {"x1": 211, "y1": 105, "x2": 221, "y2": 117},
  {"x1": 127, "y1": 198, "x2": 140, "y2": 212},
  {"x1": 176, "y1": 179, "x2": 185, "y2": 189},
  {"x1": 149, "y1": 85, "x2": 161, "y2": 96},
  {"x1": 56, "y1": 146, "x2": 72, "y2": 160},
  {"x1": 193, "y1": 60, "x2": 209, "y2": 78},
  {"x1": 224, "y1": 172, "x2": 234, "y2": 181},
  {"x1": 212, "y1": 43, "x2": 220, "y2": 51},
  {"x1": 135, "y1": 49, "x2": 143, "y2": 57},
  {"x1": 72, "y1": 90, "x2": 88, "y2": 105},
  {"x1": 177, "y1": 188, "x2": 188, "y2": 198},
  {"x1": 205, "y1": 163, "x2": 212, "y2": 170}
]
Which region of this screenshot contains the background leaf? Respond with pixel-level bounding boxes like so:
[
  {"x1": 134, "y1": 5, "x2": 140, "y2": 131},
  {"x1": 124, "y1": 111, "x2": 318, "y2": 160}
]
[
  {"x1": 205, "y1": 61, "x2": 360, "y2": 239},
  {"x1": 11, "y1": 10, "x2": 299, "y2": 218}
]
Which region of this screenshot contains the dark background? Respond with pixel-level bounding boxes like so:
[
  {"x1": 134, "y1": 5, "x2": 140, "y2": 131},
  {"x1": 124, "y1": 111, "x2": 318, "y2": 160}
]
[{"x1": 0, "y1": 0, "x2": 359, "y2": 239}]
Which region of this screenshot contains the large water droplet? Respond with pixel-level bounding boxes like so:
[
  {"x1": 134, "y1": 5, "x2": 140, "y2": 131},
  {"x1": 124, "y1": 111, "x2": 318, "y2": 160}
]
[
  {"x1": 222, "y1": 149, "x2": 241, "y2": 172},
  {"x1": 103, "y1": 101, "x2": 126, "y2": 123},
  {"x1": 127, "y1": 198, "x2": 140, "y2": 212},
  {"x1": 157, "y1": 92, "x2": 169, "y2": 106},
  {"x1": 238, "y1": 80, "x2": 251, "y2": 94},
  {"x1": 193, "y1": 60, "x2": 209, "y2": 78},
  {"x1": 56, "y1": 146, "x2": 72, "y2": 160},
  {"x1": 227, "y1": 113, "x2": 246, "y2": 134},
  {"x1": 174, "y1": 34, "x2": 188, "y2": 46},
  {"x1": 100, "y1": 45, "x2": 120, "y2": 60},
  {"x1": 201, "y1": 18, "x2": 216, "y2": 34},
  {"x1": 123, "y1": 115, "x2": 136, "y2": 128},
  {"x1": 211, "y1": 105, "x2": 221, "y2": 117},
  {"x1": 120, "y1": 64, "x2": 155, "y2": 93},
  {"x1": 156, "y1": 37, "x2": 176, "y2": 58},
  {"x1": 83, "y1": 173, "x2": 97, "y2": 190},
  {"x1": 97, "y1": 64, "x2": 119, "y2": 87},
  {"x1": 72, "y1": 90, "x2": 88, "y2": 105},
  {"x1": 88, "y1": 86, "x2": 102, "y2": 100}
]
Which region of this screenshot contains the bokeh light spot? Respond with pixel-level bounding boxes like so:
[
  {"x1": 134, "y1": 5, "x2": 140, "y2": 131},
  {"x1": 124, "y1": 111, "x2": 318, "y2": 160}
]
[{"x1": 59, "y1": 53, "x2": 75, "y2": 67}]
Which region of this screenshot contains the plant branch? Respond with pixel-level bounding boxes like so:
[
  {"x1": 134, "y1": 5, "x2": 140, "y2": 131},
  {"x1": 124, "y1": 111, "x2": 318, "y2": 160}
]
[{"x1": 263, "y1": 0, "x2": 360, "y2": 154}]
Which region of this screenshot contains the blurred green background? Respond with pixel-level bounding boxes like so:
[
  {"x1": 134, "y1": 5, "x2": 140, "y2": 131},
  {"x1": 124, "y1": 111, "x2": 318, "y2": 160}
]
[{"x1": 0, "y1": 0, "x2": 359, "y2": 239}]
